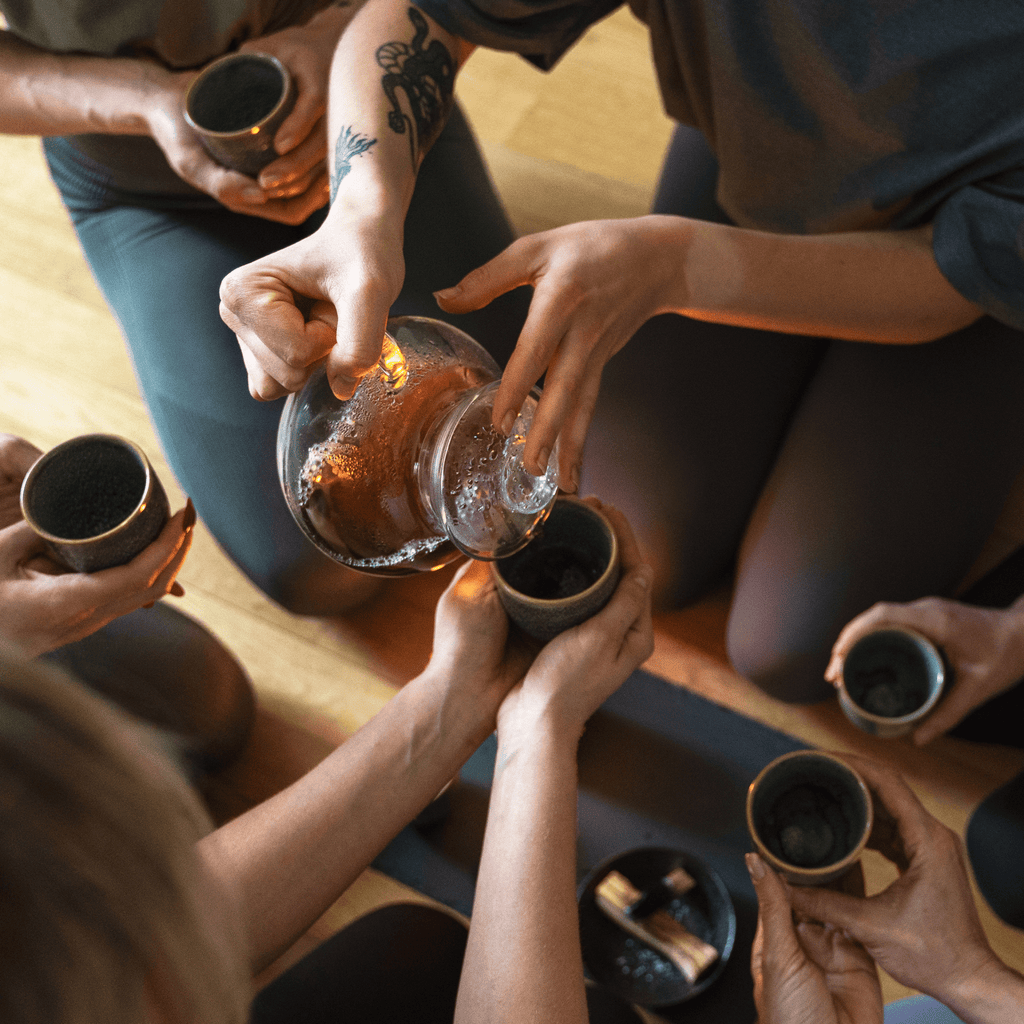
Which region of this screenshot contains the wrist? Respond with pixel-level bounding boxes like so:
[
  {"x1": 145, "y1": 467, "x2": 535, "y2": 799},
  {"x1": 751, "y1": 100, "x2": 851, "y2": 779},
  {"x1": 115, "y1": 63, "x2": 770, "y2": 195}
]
[{"x1": 941, "y1": 956, "x2": 1024, "y2": 1024}]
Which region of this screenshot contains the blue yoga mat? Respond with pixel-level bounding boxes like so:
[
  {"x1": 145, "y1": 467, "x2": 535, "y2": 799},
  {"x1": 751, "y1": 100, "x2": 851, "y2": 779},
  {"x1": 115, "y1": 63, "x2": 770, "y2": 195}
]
[{"x1": 373, "y1": 668, "x2": 807, "y2": 1023}]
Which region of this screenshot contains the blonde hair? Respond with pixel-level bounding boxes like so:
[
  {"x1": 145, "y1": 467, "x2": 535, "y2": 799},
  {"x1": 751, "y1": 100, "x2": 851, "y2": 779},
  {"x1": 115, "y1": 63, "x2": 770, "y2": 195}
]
[{"x1": 0, "y1": 647, "x2": 251, "y2": 1024}]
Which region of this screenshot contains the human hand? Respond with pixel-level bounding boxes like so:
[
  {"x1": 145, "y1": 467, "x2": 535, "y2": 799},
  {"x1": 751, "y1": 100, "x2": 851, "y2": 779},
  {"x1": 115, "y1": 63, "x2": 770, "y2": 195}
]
[
  {"x1": 435, "y1": 216, "x2": 683, "y2": 490},
  {"x1": 825, "y1": 599, "x2": 1024, "y2": 744},
  {"x1": 0, "y1": 500, "x2": 195, "y2": 658},
  {"x1": 786, "y1": 755, "x2": 1001, "y2": 1007},
  {"x1": 144, "y1": 3, "x2": 359, "y2": 226},
  {"x1": 0, "y1": 433, "x2": 43, "y2": 529},
  {"x1": 748, "y1": 852, "x2": 882, "y2": 1024},
  {"x1": 427, "y1": 557, "x2": 535, "y2": 709},
  {"x1": 219, "y1": 209, "x2": 404, "y2": 399},
  {"x1": 496, "y1": 499, "x2": 654, "y2": 741}
]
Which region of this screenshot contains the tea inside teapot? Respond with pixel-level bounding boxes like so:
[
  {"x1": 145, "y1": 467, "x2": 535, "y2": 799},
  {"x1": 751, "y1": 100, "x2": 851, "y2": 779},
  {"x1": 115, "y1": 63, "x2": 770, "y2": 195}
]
[{"x1": 277, "y1": 316, "x2": 558, "y2": 575}]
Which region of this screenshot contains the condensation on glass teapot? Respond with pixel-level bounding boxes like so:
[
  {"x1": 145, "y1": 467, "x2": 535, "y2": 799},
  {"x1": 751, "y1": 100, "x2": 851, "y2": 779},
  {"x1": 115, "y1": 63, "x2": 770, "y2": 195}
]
[{"x1": 276, "y1": 316, "x2": 559, "y2": 575}]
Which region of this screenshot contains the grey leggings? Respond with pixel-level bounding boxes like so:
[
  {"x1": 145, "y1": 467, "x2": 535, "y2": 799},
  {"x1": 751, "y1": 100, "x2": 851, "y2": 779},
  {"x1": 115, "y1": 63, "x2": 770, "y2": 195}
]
[
  {"x1": 44, "y1": 107, "x2": 529, "y2": 615},
  {"x1": 581, "y1": 125, "x2": 1024, "y2": 701}
]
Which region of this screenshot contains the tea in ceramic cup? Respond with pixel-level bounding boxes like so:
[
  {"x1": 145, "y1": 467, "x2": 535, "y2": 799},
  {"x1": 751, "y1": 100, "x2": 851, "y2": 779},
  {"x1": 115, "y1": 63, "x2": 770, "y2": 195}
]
[
  {"x1": 492, "y1": 496, "x2": 620, "y2": 641},
  {"x1": 183, "y1": 51, "x2": 296, "y2": 177},
  {"x1": 20, "y1": 434, "x2": 170, "y2": 573},
  {"x1": 837, "y1": 626, "x2": 946, "y2": 738},
  {"x1": 746, "y1": 750, "x2": 873, "y2": 886}
]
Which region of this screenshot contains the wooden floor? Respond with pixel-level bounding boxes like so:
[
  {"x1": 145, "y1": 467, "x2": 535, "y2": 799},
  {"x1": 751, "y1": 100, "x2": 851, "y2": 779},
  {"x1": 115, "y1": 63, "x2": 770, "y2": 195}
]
[{"x1": 2, "y1": 7, "x2": 1022, "y2": 1013}]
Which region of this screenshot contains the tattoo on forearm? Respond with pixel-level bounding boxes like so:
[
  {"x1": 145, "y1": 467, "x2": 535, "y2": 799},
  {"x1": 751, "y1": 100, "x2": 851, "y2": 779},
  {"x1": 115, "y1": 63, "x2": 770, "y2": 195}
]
[
  {"x1": 376, "y1": 7, "x2": 455, "y2": 171},
  {"x1": 329, "y1": 126, "x2": 378, "y2": 202}
]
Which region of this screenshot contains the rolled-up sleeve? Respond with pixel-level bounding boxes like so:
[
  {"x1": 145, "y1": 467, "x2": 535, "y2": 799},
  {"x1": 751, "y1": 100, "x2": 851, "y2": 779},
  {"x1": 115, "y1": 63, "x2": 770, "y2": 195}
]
[
  {"x1": 932, "y1": 167, "x2": 1024, "y2": 332},
  {"x1": 415, "y1": 0, "x2": 623, "y2": 68}
]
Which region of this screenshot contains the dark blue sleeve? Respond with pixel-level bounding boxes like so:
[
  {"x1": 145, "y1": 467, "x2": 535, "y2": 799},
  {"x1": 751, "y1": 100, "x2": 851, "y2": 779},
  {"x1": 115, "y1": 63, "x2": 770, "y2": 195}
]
[
  {"x1": 932, "y1": 166, "x2": 1024, "y2": 331},
  {"x1": 414, "y1": 0, "x2": 623, "y2": 69}
]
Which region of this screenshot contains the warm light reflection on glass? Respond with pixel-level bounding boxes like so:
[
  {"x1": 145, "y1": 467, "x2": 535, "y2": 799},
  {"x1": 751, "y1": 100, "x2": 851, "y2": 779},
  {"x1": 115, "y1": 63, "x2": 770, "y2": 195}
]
[
  {"x1": 251, "y1": 126, "x2": 261, "y2": 135},
  {"x1": 378, "y1": 334, "x2": 408, "y2": 391}
]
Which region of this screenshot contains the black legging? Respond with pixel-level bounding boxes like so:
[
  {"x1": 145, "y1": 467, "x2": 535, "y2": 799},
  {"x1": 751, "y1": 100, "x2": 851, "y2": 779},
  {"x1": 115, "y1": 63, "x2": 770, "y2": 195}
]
[
  {"x1": 250, "y1": 903, "x2": 644, "y2": 1024},
  {"x1": 581, "y1": 125, "x2": 1024, "y2": 703}
]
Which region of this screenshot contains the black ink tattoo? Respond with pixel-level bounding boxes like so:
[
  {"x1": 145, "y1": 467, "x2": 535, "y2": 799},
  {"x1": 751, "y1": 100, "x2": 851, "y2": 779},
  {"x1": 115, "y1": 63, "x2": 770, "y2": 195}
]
[
  {"x1": 329, "y1": 126, "x2": 378, "y2": 202},
  {"x1": 376, "y1": 7, "x2": 455, "y2": 171}
]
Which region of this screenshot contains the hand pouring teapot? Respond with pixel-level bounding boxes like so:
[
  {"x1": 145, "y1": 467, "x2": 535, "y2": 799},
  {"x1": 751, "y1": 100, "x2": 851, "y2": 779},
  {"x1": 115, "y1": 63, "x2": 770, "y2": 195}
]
[{"x1": 276, "y1": 316, "x2": 559, "y2": 575}]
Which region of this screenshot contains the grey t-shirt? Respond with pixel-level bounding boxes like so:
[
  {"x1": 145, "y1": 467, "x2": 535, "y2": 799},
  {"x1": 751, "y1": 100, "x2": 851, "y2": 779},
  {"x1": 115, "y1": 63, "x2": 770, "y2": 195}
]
[
  {"x1": 415, "y1": 0, "x2": 1024, "y2": 331},
  {"x1": 0, "y1": 0, "x2": 329, "y2": 67}
]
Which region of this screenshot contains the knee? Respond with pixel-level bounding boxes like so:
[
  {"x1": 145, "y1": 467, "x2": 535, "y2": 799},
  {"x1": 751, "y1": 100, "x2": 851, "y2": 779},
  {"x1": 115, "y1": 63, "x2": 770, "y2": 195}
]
[
  {"x1": 725, "y1": 598, "x2": 835, "y2": 705},
  {"x1": 266, "y1": 555, "x2": 388, "y2": 618},
  {"x1": 965, "y1": 773, "x2": 1024, "y2": 929}
]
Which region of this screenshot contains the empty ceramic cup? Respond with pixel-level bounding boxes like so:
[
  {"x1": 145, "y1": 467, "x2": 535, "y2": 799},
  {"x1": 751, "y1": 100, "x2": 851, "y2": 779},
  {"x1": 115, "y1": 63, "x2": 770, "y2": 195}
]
[
  {"x1": 183, "y1": 51, "x2": 296, "y2": 176},
  {"x1": 492, "y1": 496, "x2": 620, "y2": 641},
  {"x1": 837, "y1": 626, "x2": 946, "y2": 738},
  {"x1": 746, "y1": 750, "x2": 873, "y2": 886},
  {"x1": 20, "y1": 434, "x2": 170, "y2": 573}
]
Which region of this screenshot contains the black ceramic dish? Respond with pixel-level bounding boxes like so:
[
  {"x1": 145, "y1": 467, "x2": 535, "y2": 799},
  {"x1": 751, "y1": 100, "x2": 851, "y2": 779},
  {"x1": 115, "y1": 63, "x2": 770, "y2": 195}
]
[{"x1": 577, "y1": 846, "x2": 736, "y2": 1009}]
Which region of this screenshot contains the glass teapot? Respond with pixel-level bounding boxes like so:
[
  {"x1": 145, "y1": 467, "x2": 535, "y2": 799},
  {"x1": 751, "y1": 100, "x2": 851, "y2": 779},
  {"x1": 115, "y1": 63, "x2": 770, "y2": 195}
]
[{"x1": 276, "y1": 316, "x2": 559, "y2": 575}]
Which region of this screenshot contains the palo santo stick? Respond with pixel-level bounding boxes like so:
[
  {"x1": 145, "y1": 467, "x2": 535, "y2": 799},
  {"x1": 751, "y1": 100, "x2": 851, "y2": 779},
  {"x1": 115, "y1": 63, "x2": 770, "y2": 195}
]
[{"x1": 594, "y1": 870, "x2": 720, "y2": 984}]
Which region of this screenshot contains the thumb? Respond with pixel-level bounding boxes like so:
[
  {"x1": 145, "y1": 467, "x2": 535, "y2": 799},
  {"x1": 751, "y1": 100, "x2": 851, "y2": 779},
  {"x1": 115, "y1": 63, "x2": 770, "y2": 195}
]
[
  {"x1": 434, "y1": 244, "x2": 531, "y2": 314},
  {"x1": 912, "y1": 681, "x2": 978, "y2": 745},
  {"x1": 786, "y1": 881, "x2": 877, "y2": 945},
  {"x1": 747, "y1": 853, "x2": 803, "y2": 961}
]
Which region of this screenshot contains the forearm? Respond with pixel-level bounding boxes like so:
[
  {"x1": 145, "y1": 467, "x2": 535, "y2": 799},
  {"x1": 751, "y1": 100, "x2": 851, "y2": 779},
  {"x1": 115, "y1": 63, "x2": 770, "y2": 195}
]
[
  {"x1": 454, "y1": 715, "x2": 588, "y2": 1024},
  {"x1": 0, "y1": 30, "x2": 164, "y2": 136},
  {"x1": 198, "y1": 666, "x2": 497, "y2": 973},
  {"x1": 942, "y1": 958, "x2": 1024, "y2": 1024},
  {"x1": 659, "y1": 215, "x2": 984, "y2": 343},
  {"x1": 321, "y1": 0, "x2": 472, "y2": 227}
]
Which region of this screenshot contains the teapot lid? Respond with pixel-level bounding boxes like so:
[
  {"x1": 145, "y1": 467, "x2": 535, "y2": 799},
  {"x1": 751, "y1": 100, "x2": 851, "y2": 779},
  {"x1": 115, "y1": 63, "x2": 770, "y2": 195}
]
[{"x1": 423, "y1": 381, "x2": 558, "y2": 560}]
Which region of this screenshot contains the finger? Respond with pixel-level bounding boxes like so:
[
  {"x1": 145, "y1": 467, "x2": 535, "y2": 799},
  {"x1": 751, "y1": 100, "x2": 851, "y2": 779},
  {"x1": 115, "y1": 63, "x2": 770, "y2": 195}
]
[
  {"x1": 0, "y1": 519, "x2": 50, "y2": 570},
  {"x1": 234, "y1": 335, "x2": 290, "y2": 401},
  {"x1": 238, "y1": 170, "x2": 330, "y2": 225},
  {"x1": 323, "y1": 281, "x2": 393, "y2": 400},
  {"x1": 0, "y1": 434, "x2": 43, "y2": 482},
  {"x1": 552, "y1": 346, "x2": 606, "y2": 493},
  {"x1": 829, "y1": 753, "x2": 931, "y2": 865},
  {"x1": 261, "y1": 124, "x2": 327, "y2": 190},
  {"x1": 911, "y1": 679, "x2": 979, "y2": 746},
  {"x1": 273, "y1": 83, "x2": 325, "y2": 157},
  {"x1": 825, "y1": 604, "x2": 900, "y2": 681},
  {"x1": 745, "y1": 854, "x2": 805, "y2": 968},
  {"x1": 434, "y1": 238, "x2": 535, "y2": 314},
  {"x1": 786, "y1": 881, "x2": 879, "y2": 947}
]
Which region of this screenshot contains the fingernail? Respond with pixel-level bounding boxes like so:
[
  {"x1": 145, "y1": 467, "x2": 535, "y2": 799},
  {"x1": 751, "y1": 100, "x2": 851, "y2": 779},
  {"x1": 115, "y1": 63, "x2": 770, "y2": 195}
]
[
  {"x1": 244, "y1": 187, "x2": 267, "y2": 203},
  {"x1": 636, "y1": 565, "x2": 653, "y2": 591},
  {"x1": 500, "y1": 410, "x2": 516, "y2": 436},
  {"x1": 183, "y1": 499, "x2": 197, "y2": 533},
  {"x1": 745, "y1": 852, "x2": 765, "y2": 880},
  {"x1": 537, "y1": 446, "x2": 551, "y2": 472},
  {"x1": 261, "y1": 173, "x2": 283, "y2": 189},
  {"x1": 569, "y1": 464, "x2": 580, "y2": 493},
  {"x1": 435, "y1": 284, "x2": 460, "y2": 300},
  {"x1": 171, "y1": 582, "x2": 186, "y2": 597},
  {"x1": 143, "y1": 601, "x2": 155, "y2": 610}
]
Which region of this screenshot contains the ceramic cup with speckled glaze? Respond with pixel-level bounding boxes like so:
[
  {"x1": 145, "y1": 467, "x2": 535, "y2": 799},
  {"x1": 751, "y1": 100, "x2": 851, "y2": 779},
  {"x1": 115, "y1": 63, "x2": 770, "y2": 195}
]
[
  {"x1": 837, "y1": 626, "x2": 947, "y2": 738},
  {"x1": 492, "y1": 496, "x2": 620, "y2": 642},
  {"x1": 746, "y1": 750, "x2": 873, "y2": 886},
  {"x1": 183, "y1": 51, "x2": 295, "y2": 177},
  {"x1": 20, "y1": 434, "x2": 170, "y2": 573}
]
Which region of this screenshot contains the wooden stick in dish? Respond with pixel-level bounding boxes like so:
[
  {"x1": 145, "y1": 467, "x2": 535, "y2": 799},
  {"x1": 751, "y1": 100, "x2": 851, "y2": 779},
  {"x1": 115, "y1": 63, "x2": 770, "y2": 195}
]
[{"x1": 594, "y1": 870, "x2": 720, "y2": 984}]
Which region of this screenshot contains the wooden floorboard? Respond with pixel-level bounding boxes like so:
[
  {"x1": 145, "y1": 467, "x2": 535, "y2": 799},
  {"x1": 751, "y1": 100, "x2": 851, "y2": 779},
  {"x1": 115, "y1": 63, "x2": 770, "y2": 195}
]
[{"x1": 1, "y1": 6, "x2": 1021, "y2": 1009}]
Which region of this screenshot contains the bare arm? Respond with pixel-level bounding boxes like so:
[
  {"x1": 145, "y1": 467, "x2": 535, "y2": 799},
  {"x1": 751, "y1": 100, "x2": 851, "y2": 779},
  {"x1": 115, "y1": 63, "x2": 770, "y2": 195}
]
[
  {"x1": 197, "y1": 558, "x2": 528, "y2": 974},
  {"x1": 454, "y1": 502, "x2": 654, "y2": 1023},
  {"x1": 220, "y1": 0, "x2": 476, "y2": 400},
  {"x1": 436, "y1": 214, "x2": 985, "y2": 484}
]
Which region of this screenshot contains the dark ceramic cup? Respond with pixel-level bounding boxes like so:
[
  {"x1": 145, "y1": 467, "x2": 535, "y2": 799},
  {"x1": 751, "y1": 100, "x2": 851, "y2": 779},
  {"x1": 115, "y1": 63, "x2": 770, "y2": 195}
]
[
  {"x1": 20, "y1": 434, "x2": 170, "y2": 573},
  {"x1": 837, "y1": 626, "x2": 947, "y2": 738},
  {"x1": 492, "y1": 496, "x2": 620, "y2": 641},
  {"x1": 183, "y1": 51, "x2": 296, "y2": 177},
  {"x1": 747, "y1": 750, "x2": 873, "y2": 886}
]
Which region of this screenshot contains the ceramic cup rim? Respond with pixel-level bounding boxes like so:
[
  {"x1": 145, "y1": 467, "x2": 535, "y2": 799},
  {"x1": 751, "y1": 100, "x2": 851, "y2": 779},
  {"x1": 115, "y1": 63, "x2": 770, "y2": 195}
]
[
  {"x1": 183, "y1": 51, "x2": 292, "y2": 139},
  {"x1": 19, "y1": 433, "x2": 157, "y2": 546},
  {"x1": 746, "y1": 749, "x2": 874, "y2": 883},
  {"x1": 838, "y1": 625, "x2": 946, "y2": 727},
  {"x1": 492, "y1": 495, "x2": 619, "y2": 609}
]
